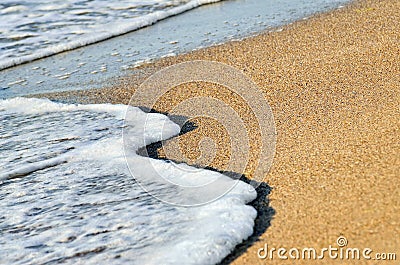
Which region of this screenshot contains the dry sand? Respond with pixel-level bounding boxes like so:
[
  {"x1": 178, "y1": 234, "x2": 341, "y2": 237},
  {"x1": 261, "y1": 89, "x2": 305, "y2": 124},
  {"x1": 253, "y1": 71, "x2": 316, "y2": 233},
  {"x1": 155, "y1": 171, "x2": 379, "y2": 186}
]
[{"x1": 42, "y1": 0, "x2": 399, "y2": 264}]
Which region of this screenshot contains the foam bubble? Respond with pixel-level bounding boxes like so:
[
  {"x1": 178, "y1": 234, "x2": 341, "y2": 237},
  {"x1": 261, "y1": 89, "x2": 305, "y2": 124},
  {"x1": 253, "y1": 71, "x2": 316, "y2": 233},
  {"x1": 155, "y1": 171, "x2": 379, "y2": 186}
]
[{"x1": 0, "y1": 97, "x2": 256, "y2": 265}]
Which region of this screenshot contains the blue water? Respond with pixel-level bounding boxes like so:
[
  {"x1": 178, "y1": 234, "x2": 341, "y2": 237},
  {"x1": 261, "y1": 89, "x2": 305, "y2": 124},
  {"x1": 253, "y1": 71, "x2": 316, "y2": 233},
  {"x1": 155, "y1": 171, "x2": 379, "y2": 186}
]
[{"x1": 0, "y1": 0, "x2": 351, "y2": 98}]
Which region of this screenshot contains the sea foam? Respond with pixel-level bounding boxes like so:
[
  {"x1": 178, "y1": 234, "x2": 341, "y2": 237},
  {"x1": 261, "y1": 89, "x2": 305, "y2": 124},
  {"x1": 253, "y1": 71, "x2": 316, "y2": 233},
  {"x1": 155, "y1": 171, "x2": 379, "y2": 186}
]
[
  {"x1": 0, "y1": 0, "x2": 223, "y2": 70},
  {"x1": 0, "y1": 97, "x2": 256, "y2": 264}
]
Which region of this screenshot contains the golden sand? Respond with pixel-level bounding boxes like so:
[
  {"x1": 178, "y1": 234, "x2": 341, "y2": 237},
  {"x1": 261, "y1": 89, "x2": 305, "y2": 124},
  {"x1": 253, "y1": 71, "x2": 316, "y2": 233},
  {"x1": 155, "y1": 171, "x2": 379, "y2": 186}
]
[{"x1": 43, "y1": 0, "x2": 399, "y2": 263}]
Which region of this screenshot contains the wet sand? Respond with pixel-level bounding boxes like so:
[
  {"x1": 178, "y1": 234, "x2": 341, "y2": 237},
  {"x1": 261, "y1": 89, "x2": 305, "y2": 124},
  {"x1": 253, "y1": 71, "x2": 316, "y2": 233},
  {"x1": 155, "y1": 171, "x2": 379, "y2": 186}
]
[{"x1": 42, "y1": 0, "x2": 399, "y2": 263}]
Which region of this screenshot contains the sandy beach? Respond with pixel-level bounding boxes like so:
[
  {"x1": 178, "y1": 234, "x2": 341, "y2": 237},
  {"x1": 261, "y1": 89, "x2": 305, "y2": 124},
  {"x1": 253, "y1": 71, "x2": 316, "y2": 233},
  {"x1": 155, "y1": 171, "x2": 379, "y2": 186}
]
[{"x1": 41, "y1": 0, "x2": 399, "y2": 263}]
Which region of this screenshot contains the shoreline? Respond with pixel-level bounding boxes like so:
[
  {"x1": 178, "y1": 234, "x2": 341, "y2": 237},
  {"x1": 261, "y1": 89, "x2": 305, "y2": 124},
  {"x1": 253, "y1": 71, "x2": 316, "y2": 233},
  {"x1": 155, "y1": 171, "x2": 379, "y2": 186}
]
[
  {"x1": 0, "y1": 0, "x2": 226, "y2": 71},
  {"x1": 2, "y1": 0, "x2": 350, "y2": 99},
  {"x1": 38, "y1": 0, "x2": 399, "y2": 264}
]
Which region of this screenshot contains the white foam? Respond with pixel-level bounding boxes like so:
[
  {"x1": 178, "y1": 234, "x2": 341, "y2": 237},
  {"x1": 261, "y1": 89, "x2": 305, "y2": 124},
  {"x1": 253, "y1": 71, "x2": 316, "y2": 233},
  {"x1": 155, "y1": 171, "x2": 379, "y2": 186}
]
[
  {"x1": 0, "y1": 97, "x2": 127, "y2": 119},
  {"x1": 0, "y1": 0, "x2": 223, "y2": 70},
  {"x1": 0, "y1": 5, "x2": 28, "y2": 14},
  {"x1": 0, "y1": 97, "x2": 256, "y2": 265},
  {"x1": 0, "y1": 156, "x2": 68, "y2": 181}
]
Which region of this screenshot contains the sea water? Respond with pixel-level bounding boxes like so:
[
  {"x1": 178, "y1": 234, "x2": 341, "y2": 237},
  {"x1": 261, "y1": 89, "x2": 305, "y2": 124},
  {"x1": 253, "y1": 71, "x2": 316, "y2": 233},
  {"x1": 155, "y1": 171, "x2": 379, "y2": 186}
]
[
  {"x1": 0, "y1": 0, "x2": 352, "y2": 98},
  {"x1": 0, "y1": 97, "x2": 257, "y2": 264},
  {"x1": 0, "y1": 0, "x2": 222, "y2": 70}
]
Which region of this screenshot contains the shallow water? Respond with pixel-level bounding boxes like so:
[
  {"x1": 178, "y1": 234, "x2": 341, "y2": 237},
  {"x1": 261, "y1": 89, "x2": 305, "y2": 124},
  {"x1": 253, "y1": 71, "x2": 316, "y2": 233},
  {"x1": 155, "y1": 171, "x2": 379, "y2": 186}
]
[
  {"x1": 0, "y1": 97, "x2": 257, "y2": 265},
  {"x1": 0, "y1": 0, "x2": 351, "y2": 98},
  {"x1": 0, "y1": 0, "x2": 190, "y2": 66},
  {"x1": 0, "y1": 0, "x2": 221, "y2": 70}
]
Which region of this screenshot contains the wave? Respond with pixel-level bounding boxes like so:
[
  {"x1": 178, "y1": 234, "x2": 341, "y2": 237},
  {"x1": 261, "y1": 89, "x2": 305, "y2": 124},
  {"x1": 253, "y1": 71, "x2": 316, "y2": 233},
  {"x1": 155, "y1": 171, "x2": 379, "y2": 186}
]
[
  {"x1": 0, "y1": 97, "x2": 256, "y2": 265},
  {"x1": 0, "y1": 0, "x2": 223, "y2": 71}
]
